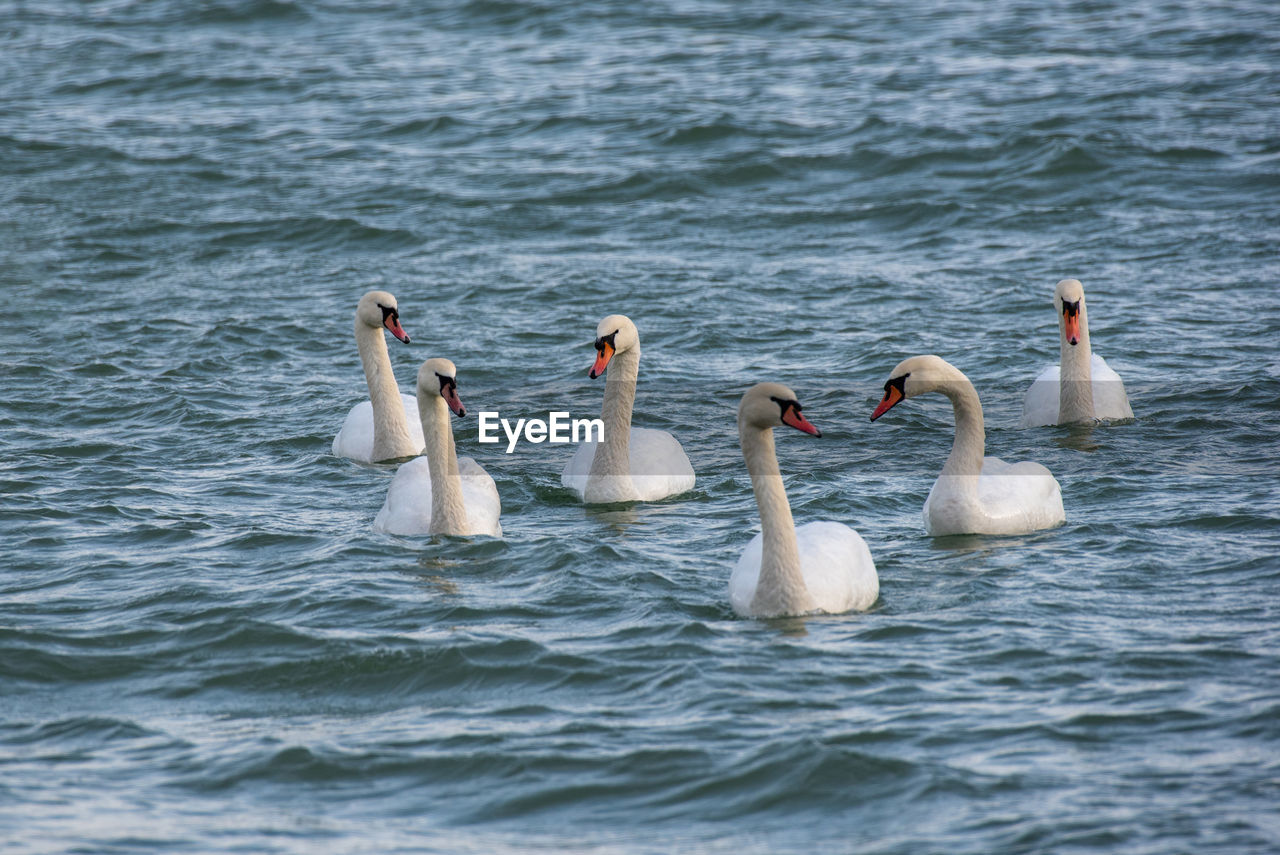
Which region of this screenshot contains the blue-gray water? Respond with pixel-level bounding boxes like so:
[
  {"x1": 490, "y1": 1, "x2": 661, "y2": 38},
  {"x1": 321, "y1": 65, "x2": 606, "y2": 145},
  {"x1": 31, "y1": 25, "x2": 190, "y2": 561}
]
[{"x1": 3, "y1": 1, "x2": 1279, "y2": 852}]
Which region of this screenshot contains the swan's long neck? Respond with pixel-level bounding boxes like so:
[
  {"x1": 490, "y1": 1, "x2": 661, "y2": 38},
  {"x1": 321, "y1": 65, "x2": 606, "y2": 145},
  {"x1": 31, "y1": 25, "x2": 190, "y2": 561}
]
[
  {"x1": 740, "y1": 421, "x2": 816, "y2": 617},
  {"x1": 1058, "y1": 303, "x2": 1095, "y2": 422},
  {"x1": 356, "y1": 319, "x2": 415, "y2": 461},
  {"x1": 589, "y1": 347, "x2": 639, "y2": 479},
  {"x1": 939, "y1": 373, "x2": 986, "y2": 479},
  {"x1": 419, "y1": 395, "x2": 469, "y2": 535}
]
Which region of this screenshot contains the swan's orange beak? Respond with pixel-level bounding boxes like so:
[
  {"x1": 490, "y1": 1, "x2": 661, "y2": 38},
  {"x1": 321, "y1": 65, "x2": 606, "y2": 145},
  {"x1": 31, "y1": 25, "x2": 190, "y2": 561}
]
[
  {"x1": 384, "y1": 314, "x2": 410, "y2": 344},
  {"x1": 442, "y1": 383, "x2": 466, "y2": 418},
  {"x1": 782, "y1": 407, "x2": 821, "y2": 437},
  {"x1": 589, "y1": 340, "x2": 615, "y2": 379},
  {"x1": 1062, "y1": 306, "x2": 1081, "y2": 346},
  {"x1": 870, "y1": 385, "x2": 903, "y2": 421}
]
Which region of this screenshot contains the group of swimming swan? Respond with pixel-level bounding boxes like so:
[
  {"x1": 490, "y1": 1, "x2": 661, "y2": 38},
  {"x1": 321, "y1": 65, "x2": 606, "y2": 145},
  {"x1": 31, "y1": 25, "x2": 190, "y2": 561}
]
[{"x1": 334, "y1": 279, "x2": 1131, "y2": 619}]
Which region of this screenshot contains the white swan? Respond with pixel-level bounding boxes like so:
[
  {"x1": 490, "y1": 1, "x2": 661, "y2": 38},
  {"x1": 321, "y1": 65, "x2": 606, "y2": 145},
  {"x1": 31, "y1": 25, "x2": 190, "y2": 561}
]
[
  {"x1": 332, "y1": 290, "x2": 425, "y2": 464},
  {"x1": 871, "y1": 355, "x2": 1065, "y2": 536},
  {"x1": 561, "y1": 314, "x2": 695, "y2": 504},
  {"x1": 373, "y1": 358, "x2": 502, "y2": 537},
  {"x1": 729, "y1": 383, "x2": 878, "y2": 618},
  {"x1": 1020, "y1": 278, "x2": 1133, "y2": 427}
]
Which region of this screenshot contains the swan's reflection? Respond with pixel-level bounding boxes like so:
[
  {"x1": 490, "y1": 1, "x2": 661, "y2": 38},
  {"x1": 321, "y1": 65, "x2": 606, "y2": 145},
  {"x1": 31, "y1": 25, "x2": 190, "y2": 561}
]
[
  {"x1": 763, "y1": 615, "x2": 810, "y2": 638},
  {"x1": 582, "y1": 503, "x2": 640, "y2": 533},
  {"x1": 412, "y1": 553, "x2": 463, "y2": 595},
  {"x1": 928, "y1": 533, "x2": 998, "y2": 555},
  {"x1": 1054, "y1": 421, "x2": 1101, "y2": 452},
  {"x1": 926, "y1": 529, "x2": 1064, "y2": 569}
]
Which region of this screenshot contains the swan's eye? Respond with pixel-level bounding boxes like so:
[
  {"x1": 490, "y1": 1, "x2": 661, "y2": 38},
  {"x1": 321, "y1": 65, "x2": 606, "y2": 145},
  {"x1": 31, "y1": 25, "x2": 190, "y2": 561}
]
[
  {"x1": 436, "y1": 373, "x2": 456, "y2": 392},
  {"x1": 884, "y1": 374, "x2": 908, "y2": 395},
  {"x1": 595, "y1": 331, "x2": 618, "y2": 353},
  {"x1": 769, "y1": 396, "x2": 800, "y2": 418},
  {"x1": 1062, "y1": 300, "x2": 1080, "y2": 318},
  {"x1": 380, "y1": 304, "x2": 399, "y2": 322}
]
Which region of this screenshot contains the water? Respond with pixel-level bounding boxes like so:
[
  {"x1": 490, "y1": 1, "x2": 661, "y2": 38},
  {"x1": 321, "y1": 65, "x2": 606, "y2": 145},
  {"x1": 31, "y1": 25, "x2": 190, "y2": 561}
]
[{"x1": 3, "y1": 1, "x2": 1279, "y2": 852}]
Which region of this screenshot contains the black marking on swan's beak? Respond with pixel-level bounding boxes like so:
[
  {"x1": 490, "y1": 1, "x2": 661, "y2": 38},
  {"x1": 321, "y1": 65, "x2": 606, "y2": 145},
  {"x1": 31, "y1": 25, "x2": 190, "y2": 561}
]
[
  {"x1": 380, "y1": 304, "x2": 410, "y2": 343},
  {"x1": 771, "y1": 395, "x2": 821, "y2": 437},
  {"x1": 589, "y1": 331, "x2": 618, "y2": 379},
  {"x1": 871, "y1": 374, "x2": 908, "y2": 421},
  {"x1": 437, "y1": 372, "x2": 465, "y2": 417},
  {"x1": 1062, "y1": 299, "x2": 1082, "y2": 346}
]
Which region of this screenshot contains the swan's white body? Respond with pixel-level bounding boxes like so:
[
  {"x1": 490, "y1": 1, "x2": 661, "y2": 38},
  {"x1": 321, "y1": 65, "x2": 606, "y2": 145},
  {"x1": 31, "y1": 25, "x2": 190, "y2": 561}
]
[
  {"x1": 562, "y1": 429, "x2": 694, "y2": 504},
  {"x1": 332, "y1": 291, "x2": 425, "y2": 463},
  {"x1": 333, "y1": 394, "x2": 425, "y2": 463},
  {"x1": 729, "y1": 383, "x2": 878, "y2": 618},
  {"x1": 731, "y1": 522, "x2": 878, "y2": 618},
  {"x1": 560, "y1": 315, "x2": 695, "y2": 504},
  {"x1": 373, "y1": 359, "x2": 501, "y2": 537},
  {"x1": 921, "y1": 460, "x2": 1065, "y2": 537},
  {"x1": 872, "y1": 355, "x2": 1065, "y2": 537},
  {"x1": 374, "y1": 455, "x2": 502, "y2": 537},
  {"x1": 1020, "y1": 279, "x2": 1133, "y2": 427},
  {"x1": 1021, "y1": 356, "x2": 1132, "y2": 427}
]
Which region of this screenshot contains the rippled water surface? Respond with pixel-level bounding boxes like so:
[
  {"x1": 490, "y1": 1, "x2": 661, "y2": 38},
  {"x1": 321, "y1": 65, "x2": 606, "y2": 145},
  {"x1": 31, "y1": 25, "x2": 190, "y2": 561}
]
[{"x1": 3, "y1": 1, "x2": 1279, "y2": 852}]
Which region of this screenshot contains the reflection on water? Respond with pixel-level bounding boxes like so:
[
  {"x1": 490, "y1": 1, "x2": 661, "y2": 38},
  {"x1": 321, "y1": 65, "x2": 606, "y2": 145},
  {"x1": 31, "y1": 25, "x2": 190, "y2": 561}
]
[
  {"x1": 417, "y1": 574, "x2": 461, "y2": 595},
  {"x1": 764, "y1": 615, "x2": 811, "y2": 638},
  {"x1": 926, "y1": 529, "x2": 1063, "y2": 556},
  {"x1": 928, "y1": 533, "x2": 998, "y2": 555},
  {"x1": 1055, "y1": 422, "x2": 1103, "y2": 452},
  {"x1": 582, "y1": 503, "x2": 641, "y2": 532},
  {"x1": 412, "y1": 554, "x2": 464, "y2": 594}
]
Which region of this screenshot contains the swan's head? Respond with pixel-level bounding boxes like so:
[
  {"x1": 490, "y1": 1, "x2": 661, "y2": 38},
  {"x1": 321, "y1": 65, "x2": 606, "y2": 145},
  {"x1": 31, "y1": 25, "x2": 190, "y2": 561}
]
[
  {"x1": 357, "y1": 290, "x2": 410, "y2": 344},
  {"x1": 870, "y1": 354, "x2": 960, "y2": 421},
  {"x1": 739, "y1": 382, "x2": 821, "y2": 437},
  {"x1": 417, "y1": 357, "x2": 466, "y2": 418},
  {"x1": 588, "y1": 314, "x2": 639, "y2": 379},
  {"x1": 1053, "y1": 278, "x2": 1086, "y2": 347}
]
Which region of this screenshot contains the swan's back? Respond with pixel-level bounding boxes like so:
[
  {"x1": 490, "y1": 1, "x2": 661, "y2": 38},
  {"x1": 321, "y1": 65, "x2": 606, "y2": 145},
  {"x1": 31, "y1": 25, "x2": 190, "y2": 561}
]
[
  {"x1": 333, "y1": 393, "x2": 425, "y2": 462},
  {"x1": 1088, "y1": 355, "x2": 1133, "y2": 420},
  {"x1": 560, "y1": 441, "x2": 594, "y2": 497},
  {"x1": 373, "y1": 455, "x2": 502, "y2": 537},
  {"x1": 629, "y1": 428, "x2": 695, "y2": 501},
  {"x1": 560, "y1": 427, "x2": 694, "y2": 502},
  {"x1": 730, "y1": 521, "x2": 878, "y2": 616},
  {"x1": 1020, "y1": 355, "x2": 1133, "y2": 427},
  {"x1": 1020, "y1": 364, "x2": 1061, "y2": 428},
  {"x1": 457, "y1": 456, "x2": 503, "y2": 537},
  {"x1": 924, "y1": 457, "x2": 1065, "y2": 536}
]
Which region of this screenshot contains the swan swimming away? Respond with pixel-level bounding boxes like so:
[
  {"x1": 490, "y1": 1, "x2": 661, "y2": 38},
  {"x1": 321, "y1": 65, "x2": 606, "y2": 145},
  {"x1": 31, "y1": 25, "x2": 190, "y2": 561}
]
[
  {"x1": 1021, "y1": 278, "x2": 1133, "y2": 427},
  {"x1": 871, "y1": 355, "x2": 1065, "y2": 537},
  {"x1": 373, "y1": 358, "x2": 502, "y2": 537},
  {"x1": 729, "y1": 382, "x2": 878, "y2": 618},
  {"x1": 332, "y1": 290, "x2": 425, "y2": 463},
  {"x1": 561, "y1": 314, "x2": 695, "y2": 504}
]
